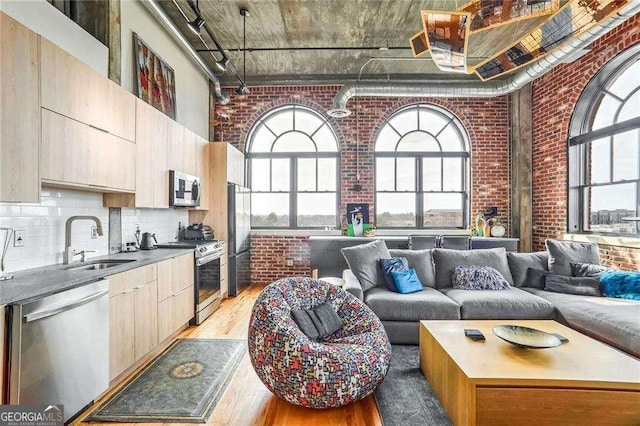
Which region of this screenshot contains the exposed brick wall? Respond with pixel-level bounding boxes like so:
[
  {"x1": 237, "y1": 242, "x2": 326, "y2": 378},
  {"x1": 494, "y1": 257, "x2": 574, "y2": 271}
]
[
  {"x1": 250, "y1": 235, "x2": 310, "y2": 285},
  {"x1": 531, "y1": 12, "x2": 640, "y2": 269},
  {"x1": 218, "y1": 88, "x2": 511, "y2": 282}
]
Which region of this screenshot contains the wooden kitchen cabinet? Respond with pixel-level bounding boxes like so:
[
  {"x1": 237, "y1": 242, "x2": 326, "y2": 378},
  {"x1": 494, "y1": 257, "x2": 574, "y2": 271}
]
[
  {"x1": 40, "y1": 37, "x2": 135, "y2": 141},
  {"x1": 226, "y1": 143, "x2": 245, "y2": 186},
  {"x1": 172, "y1": 252, "x2": 194, "y2": 295},
  {"x1": 167, "y1": 120, "x2": 185, "y2": 173},
  {"x1": 41, "y1": 109, "x2": 135, "y2": 192},
  {"x1": 183, "y1": 129, "x2": 198, "y2": 177},
  {"x1": 0, "y1": 13, "x2": 40, "y2": 203},
  {"x1": 192, "y1": 137, "x2": 211, "y2": 211},
  {"x1": 157, "y1": 253, "x2": 195, "y2": 342},
  {"x1": 134, "y1": 280, "x2": 158, "y2": 361},
  {"x1": 109, "y1": 290, "x2": 136, "y2": 381}
]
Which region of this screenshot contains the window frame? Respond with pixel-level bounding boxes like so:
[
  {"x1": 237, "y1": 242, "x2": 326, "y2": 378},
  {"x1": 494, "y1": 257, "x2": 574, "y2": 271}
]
[
  {"x1": 246, "y1": 105, "x2": 341, "y2": 229},
  {"x1": 568, "y1": 44, "x2": 640, "y2": 238},
  {"x1": 374, "y1": 103, "x2": 471, "y2": 229}
]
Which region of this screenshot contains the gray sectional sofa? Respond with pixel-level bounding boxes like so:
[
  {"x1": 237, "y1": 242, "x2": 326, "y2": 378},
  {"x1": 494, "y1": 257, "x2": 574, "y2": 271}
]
[{"x1": 341, "y1": 241, "x2": 640, "y2": 358}]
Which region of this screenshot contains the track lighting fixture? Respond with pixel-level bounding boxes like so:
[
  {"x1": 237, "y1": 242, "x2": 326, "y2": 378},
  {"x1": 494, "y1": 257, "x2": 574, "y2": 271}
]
[
  {"x1": 188, "y1": 14, "x2": 205, "y2": 35},
  {"x1": 215, "y1": 56, "x2": 230, "y2": 72},
  {"x1": 235, "y1": 83, "x2": 249, "y2": 95}
]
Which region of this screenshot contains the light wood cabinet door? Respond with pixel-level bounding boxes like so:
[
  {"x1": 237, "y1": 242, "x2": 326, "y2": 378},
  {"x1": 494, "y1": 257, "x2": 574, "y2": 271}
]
[
  {"x1": 227, "y1": 145, "x2": 245, "y2": 186},
  {"x1": 193, "y1": 137, "x2": 210, "y2": 211},
  {"x1": 109, "y1": 290, "x2": 136, "y2": 380},
  {"x1": 156, "y1": 258, "x2": 173, "y2": 302},
  {"x1": 134, "y1": 280, "x2": 158, "y2": 361},
  {"x1": 135, "y1": 100, "x2": 169, "y2": 208},
  {"x1": 168, "y1": 120, "x2": 185, "y2": 173},
  {"x1": 104, "y1": 78, "x2": 136, "y2": 142},
  {"x1": 220, "y1": 259, "x2": 229, "y2": 297},
  {"x1": 172, "y1": 253, "x2": 195, "y2": 294},
  {"x1": 173, "y1": 285, "x2": 195, "y2": 329},
  {"x1": 183, "y1": 129, "x2": 198, "y2": 176},
  {"x1": 157, "y1": 296, "x2": 174, "y2": 343},
  {"x1": 41, "y1": 109, "x2": 135, "y2": 191},
  {"x1": 0, "y1": 13, "x2": 40, "y2": 203}
]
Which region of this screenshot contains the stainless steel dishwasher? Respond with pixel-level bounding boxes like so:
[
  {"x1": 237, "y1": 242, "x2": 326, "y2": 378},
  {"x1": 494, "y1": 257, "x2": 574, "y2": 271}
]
[{"x1": 8, "y1": 279, "x2": 109, "y2": 422}]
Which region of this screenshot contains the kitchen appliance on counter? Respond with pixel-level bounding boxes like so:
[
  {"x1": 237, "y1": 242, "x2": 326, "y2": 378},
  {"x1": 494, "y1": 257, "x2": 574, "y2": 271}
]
[
  {"x1": 169, "y1": 170, "x2": 201, "y2": 207},
  {"x1": 8, "y1": 279, "x2": 109, "y2": 422},
  {"x1": 156, "y1": 239, "x2": 225, "y2": 324},
  {"x1": 183, "y1": 223, "x2": 214, "y2": 241},
  {"x1": 228, "y1": 183, "x2": 251, "y2": 297},
  {"x1": 139, "y1": 232, "x2": 158, "y2": 250}
]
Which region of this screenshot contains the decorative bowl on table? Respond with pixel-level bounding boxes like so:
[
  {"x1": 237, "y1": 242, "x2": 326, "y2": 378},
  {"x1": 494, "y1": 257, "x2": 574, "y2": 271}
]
[{"x1": 492, "y1": 325, "x2": 562, "y2": 349}]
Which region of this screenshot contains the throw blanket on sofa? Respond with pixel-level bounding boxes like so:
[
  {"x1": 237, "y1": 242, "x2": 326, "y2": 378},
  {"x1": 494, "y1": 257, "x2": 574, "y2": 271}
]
[{"x1": 599, "y1": 271, "x2": 640, "y2": 301}]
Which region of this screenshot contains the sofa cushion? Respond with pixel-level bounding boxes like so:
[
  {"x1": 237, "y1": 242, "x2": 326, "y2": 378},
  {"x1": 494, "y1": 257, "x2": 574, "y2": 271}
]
[
  {"x1": 440, "y1": 287, "x2": 556, "y2": 320},
  {"x1": 570, "y1": 262, "x2": 612, "y2": 278},
  {"x1": 389, "y1": 248, "x2": 436, "y2": 288},
  {"x1": 545, "y1": 239, "x2": 600, "y2": 276},
  {"x1": 379, "y1": 257, "x2": 409, "y2": 292},
  {"x1": 544, "y1": 274, "x2": 601, "y2": 297},
  {"x1": 507, "y1": 251, "x2": 548, "y2": 288},
  {"x1": 452, "y1": 266, "x2": 512, "y2": 290},
  {"x1": 433, "y1": 248, "x2": 514, "y2": 289},
  {"x1": 523, "y1": 288, "x2": 640, "y2": 358},
  {"x1": 391, "y1": 269, "x2": 424, "y2": 294},
  {"x1": 341, "y1": 240, "x2": 390, "y2": 292},
  {"x1": 364, "y1": 287, "x2": 460, "y2": 322}
]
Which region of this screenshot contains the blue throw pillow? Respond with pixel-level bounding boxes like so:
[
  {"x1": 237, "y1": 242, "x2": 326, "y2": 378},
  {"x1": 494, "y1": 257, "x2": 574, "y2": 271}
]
[
  {"x1": 390, "y1": 268, "x2": 423, "y2": 294},
  {"x1": 599, "y1": 270, "x2": 640, "y2": 300},
  {"x1": 379, "y1": 257, "x2": 409, "y2": 292}
]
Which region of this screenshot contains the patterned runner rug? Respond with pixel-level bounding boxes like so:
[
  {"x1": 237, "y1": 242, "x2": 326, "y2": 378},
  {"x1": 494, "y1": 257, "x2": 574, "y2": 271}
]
[{"x1": 86, "y1": 338, "x2": 246, "y2": 423}]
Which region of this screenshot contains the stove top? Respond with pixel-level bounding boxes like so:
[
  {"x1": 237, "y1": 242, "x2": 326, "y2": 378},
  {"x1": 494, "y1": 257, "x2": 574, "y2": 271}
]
[{"x1": 156, "y1": 239, "x2": 225, "y2": 258}]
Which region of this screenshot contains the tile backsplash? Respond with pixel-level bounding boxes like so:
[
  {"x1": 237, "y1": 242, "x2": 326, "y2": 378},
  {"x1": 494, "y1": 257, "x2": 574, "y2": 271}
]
[{"x1": 0, "y1": 188, "x2": 188, "y2": 273}]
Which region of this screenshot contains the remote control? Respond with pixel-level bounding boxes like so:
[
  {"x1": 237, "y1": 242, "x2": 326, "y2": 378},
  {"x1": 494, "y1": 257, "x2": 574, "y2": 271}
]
[{"x1": 464, "y1": 328, "x2": 485, "y2": 341}]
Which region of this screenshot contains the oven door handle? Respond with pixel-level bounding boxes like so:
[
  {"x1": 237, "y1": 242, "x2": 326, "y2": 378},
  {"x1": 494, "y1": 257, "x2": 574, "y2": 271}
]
[{"x1": 196, "y1": 253, "x2": 221, "y2": 266}]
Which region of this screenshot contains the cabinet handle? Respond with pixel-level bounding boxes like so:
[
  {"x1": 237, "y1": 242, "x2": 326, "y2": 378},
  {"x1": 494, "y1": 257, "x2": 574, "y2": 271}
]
[{"x1": 89, "y1": 124, "x2": 110, "y2": 134}]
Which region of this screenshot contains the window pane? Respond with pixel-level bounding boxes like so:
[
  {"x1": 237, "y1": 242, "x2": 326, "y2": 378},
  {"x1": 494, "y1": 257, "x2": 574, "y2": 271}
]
[
  {"x1": 376, "y1": 193, "x2": 415, "y2": 227},
  {"x1": 389, "y1": 110, "x2": 417, "y2": 136},
  {"x1": 251, "y1": 158, "x2": 270, "y2": 191},
  {"x1": 585, "y1": 183, "x2": 637, "y2": 234},
  {"x1": 317, "y1": 158, "x2": 337, "y2": 191},
  {"x1": 589, "y1": 138, "x2": 611, "y2": 184},
  {"x1": 251, "y1": 193, "x2": 289, "y2": 227},
  {"x1": 397, "y1": 131, "x2": 440, "y2": 152},
  {"x1": 376, "y1": 157, "x2": 395, "y2": 190},
  {"x1": 272, "y1": 132, "x2": 316, "y2": 152},
  {"x1": 396, "y1": 158, "x2": 416, "y2": 191},
  {"x1": 442, "y1": 158, "x2": 463, "y2": 191},
  {"x1": 375, "y1": 125, "x2": 401, "y2": 151},
  {"x1": 312, "y1": 124, "x2": 339, "y2": 152},
  {"x1": 264, "y1": 109, "x2": 293, "y2": 135},
  {"x1": 250, "y1": 125, "x2": 276, "y2": 152},
  {"x1": 272, "y1": 158, "x2": 290, "y2": 191},
  {"x1": 438, "y1": 124, "x2": 465, "y2": 151},
  {"x1": 618, "y1": 91, "x2": 640, "y2": 123},
  {"x1": 423, "y1": 158, "x2": 442, "y2": 191},
  {"x1": 591, "y1": 94, "x2": 620, "y2": 131},
  {"x1": 297, "y1": 158, "x2": 316, "y2": 191},
  {"x1": 295, "y1": 109, "x2": 324, "y2": 134},
  {"x1": 423, "y1": 193, "x2": 463, "y2": 227},
  {"x1": 297, "y1": 193, "x2": 337, "y2": 227},
  {"x1": 613, "y1": 129, "x2": 639, "y2": 181},
  {"x1": 608, "y1": 60, "x2": 640, "y2": 99},
  {"x1": 419, "y1": 109, "x2": 450, "y2": 134}
]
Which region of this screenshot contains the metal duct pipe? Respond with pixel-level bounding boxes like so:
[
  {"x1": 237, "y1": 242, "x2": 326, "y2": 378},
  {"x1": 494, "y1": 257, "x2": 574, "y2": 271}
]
[
  {"x1": 141, "y1": 0, "x2": 230, "y2": 105},
  {"x1": 327, "y1": 2, "x2": 640, "y2": 118}
]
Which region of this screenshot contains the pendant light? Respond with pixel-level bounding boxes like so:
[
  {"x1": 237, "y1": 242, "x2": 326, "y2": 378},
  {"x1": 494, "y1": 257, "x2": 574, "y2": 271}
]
[{"x1": 236, "y1": 8, "x2": 250, "y2": 95}]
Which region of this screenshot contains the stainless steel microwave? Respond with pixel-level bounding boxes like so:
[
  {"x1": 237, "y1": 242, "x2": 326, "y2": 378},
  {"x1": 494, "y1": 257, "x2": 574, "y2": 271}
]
[{"x1": 169, "y1": 170, "x2": 201, "y2": 207}]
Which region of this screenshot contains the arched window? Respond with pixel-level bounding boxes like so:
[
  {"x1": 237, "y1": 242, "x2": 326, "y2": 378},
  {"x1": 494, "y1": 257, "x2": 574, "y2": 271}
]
[
  {"x1": 247, "y1": 105, "x2": 339, "y2": 228},
  {"x1": 568, "y1": 45, "x2": 640, "y2": 236},
  {"x1": 375, "y1": 103, "x2": 470, "y2": 228}
]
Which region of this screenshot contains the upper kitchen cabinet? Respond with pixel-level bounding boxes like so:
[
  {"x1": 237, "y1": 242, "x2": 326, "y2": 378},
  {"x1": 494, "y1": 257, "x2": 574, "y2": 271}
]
[
  {"x1": 0, "y1": 13, "x2": 40, "y2": 203},
  {"x1": 168, "y1": 123, "x2": 198, "y2": 177},
  {"x1": 212, "y1": 142, "x2": 245, "y2": 187},
  {"x1": 192, "y1": 137, "x2": 210, "y2": 211},
  {"x1": 40, "y1": 37, "x2": 135, "y2": 142}
]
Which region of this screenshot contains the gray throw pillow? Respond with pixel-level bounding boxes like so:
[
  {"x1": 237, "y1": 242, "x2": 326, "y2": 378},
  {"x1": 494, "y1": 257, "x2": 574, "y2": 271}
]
[
  {"x1": 291, "y1": 302, "x2": 343, "y2": 340},
  {"x1": 452, "y1": 265, "x2": 512, "y2": 290},
  {"x1": 545, "y1": 239, "x2": 600, "y2": 276},
  {"x1": 571, "y1": 262, "x2": 612, "y2": 277},
  {"x1": 341, "y1": 239, "x2": 391, "y2": 291},
  {"x1": 433, "y1": 248, "x2": 514, "y2": 289},
  {"x1": 389, "y1": 249, "x2": 436, "y2": 288},
  {"x1": 507, "y1": 251, "x2": 549, "y2": 287},
  {"x1": 544, "y1": 274, "x2": 602, "y2": 297},
  {"x1": 524, "y1": 268, "x2": 551, "y2": 289}
]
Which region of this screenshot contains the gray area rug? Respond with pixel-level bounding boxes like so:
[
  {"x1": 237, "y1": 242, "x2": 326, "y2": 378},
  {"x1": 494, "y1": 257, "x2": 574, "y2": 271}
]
[
  {"x1": 86, "y1": 338, "x2": 246, "y2": 423},
  {"x1": 374, "y1": 345, "x2": 452, "y2": 426}
]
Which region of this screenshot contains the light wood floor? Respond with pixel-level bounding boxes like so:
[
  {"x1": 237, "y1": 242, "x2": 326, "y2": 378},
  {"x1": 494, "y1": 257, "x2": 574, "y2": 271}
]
[{"x1": 74, "y1": 284, "x2": 382, "y2": 426}]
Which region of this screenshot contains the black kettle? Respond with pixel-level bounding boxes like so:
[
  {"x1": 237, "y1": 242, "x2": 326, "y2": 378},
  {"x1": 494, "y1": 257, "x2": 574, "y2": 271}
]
[{"x1": 139, "y1": 232, "x2": 157, "y2": 250}]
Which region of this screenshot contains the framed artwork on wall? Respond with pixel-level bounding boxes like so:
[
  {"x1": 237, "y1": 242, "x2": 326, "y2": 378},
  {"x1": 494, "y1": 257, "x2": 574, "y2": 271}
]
[
  {"x1": 134, "y1": 33, "x2": 176, "y2": 119},
  {"x1": 346, "y1": 203, "x2": 371, "y2": 237}
]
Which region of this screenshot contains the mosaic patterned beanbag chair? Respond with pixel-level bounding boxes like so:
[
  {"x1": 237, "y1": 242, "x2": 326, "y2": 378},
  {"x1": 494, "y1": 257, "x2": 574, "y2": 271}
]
[{"x1": 248, "y1": 276, "x2": 391, "y2": 408}]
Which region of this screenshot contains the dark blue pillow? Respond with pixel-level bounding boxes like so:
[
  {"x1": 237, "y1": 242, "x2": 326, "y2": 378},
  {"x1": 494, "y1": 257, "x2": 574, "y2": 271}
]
[
  {"x1": 390, "y1": 268, "x2": 423, "y2": 294},
  {"x1": 379, "y1": 257, "x2": 409, "y2": 292},
  {"x1": 599, "y1": 270, "x2": 640, "y2": 300}
]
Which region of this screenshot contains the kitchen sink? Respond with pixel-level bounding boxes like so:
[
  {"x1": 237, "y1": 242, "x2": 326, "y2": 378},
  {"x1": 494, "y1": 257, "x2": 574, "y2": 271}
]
[{"x1": 64, "y1": 259, "x2": 136, "y2": 271}]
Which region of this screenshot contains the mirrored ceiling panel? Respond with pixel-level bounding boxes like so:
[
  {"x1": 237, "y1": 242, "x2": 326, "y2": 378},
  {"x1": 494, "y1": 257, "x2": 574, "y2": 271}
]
[{"x1": 422, "y1": 11, "x2": 473, "y2": 73}]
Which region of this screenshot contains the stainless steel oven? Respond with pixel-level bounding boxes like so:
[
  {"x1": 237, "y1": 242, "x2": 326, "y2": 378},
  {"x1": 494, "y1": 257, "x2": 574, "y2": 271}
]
[{"x1": 194, "y1": 242, "x2": 224, "y2": 324}]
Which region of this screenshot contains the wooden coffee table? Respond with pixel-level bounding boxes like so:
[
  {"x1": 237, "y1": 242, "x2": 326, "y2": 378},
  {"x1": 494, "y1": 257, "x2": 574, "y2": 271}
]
[{"x1": 419, "y1": 320, "x2": 640, "y2": 425}]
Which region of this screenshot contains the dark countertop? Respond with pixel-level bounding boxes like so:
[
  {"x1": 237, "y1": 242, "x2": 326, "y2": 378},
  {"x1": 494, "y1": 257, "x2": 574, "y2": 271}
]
[{"x1": 0, "y1": 248, "x2": 194, "y2": 305}]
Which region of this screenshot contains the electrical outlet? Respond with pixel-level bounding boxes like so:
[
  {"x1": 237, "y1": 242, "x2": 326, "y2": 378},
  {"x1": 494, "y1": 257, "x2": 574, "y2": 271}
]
[
  {"x1": 91, "y1": 226, "x2": 98, "y2": 239},
  {"x1": 286, "y1": 259, "x2": 294, "y2": 267},
  {"x1": 14, "y1": 230, "x2": 25, "y2": 247}
]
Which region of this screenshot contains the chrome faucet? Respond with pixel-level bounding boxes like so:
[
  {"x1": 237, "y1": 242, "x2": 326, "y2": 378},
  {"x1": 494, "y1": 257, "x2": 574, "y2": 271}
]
[{"x1": 63, "y1": 216, "x2": 104, "y2": 264}]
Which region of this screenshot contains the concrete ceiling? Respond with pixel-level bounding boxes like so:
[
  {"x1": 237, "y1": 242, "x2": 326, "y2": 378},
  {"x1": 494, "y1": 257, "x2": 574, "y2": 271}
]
[{"x1": 157, "y1": 0, "x2": 569, "y2": 86}]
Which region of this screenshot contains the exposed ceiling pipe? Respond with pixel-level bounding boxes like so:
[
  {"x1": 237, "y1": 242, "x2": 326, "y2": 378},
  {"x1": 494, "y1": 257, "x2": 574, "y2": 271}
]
[
  {"x1": 141, "y1": 0, "x2": 230, "y2": 105},
  {"x1": 327, "y1": 2, "x2": 640, "y2": 118}
]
